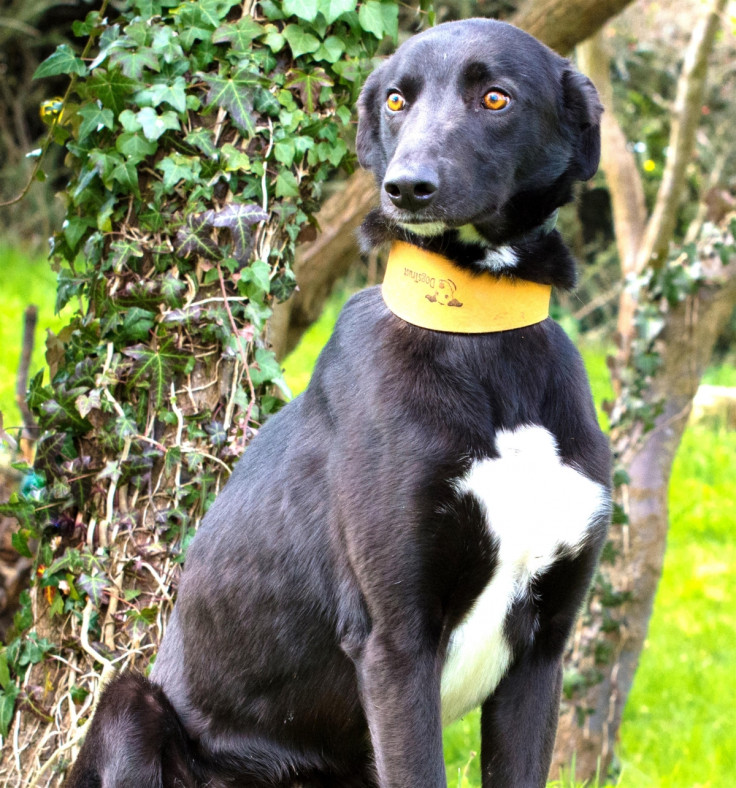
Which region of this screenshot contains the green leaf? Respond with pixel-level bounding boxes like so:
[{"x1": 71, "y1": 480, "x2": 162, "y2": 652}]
[
  {"x1": 175, "y1": 213, "x2": 221, "y2": 260},
  {"x1": 136, "y1": 77, "x2": 188, "y2": 113},
  {"x1": 196, "y1": 0, "x2": 242, "y2": 29},
  {"x1": 314, "y1": 35, "x2": 345, "y2": 64},
  {"x1": 11, "y1": 531, "x2": 33, "y2": 559},
  {"x1": 136, "y1": 107, "x2": 180, "y2": 140},
  {"x1": 123, "y1": 340, "x2": 189, "y2": 410},
  {"x1": 109, "y1": 47, "x2": 160, "y2": 80},
  {"x1": 157, "y1": 154, "x2": 202, "y2": 190},
  {"x1": 78, "y1": 573, "x2": 108, "y2": 607},
  {"x1": 275, "y1": 171, "x2": 300, "y2": 198},
  {"x1": 111, "y1": 159, "x2": 140, "y2": 195},
  {"x1": 151, "y1": 26, "x2": 184, "y2": 64},
  {"x1": 320, "y1": 0, "x2": 356, "y2": 24},
  {"x1": 185, "y1": 128, "x2": 218, "y2": 159},
  {"x1": 273, "y1": 138, "x2": 296, "y2": 166},
  {"x1": 358, "y1": 0, "x2": 397, "y2": 40},
  {"x1": 110, "y1": 239, "x2": 144, "y2": 271},
  {"x1": 282, "y1": 25, "x2": 321, "y2": 59},
  {"x1": 86, "y1": 69, "x2": 138, "y2": 115},
  {"x1": 283, "y1": 0, "x2": 318, "y2": 21},
  {"x1": 286, "y1": 68, "x2": 333, "y2": 113},
  {"x1": 212, "y1": 18, "x2": 264, "y2": 52},
  {"x1": 116, "y1": 129, "x2": 157, "y2": 163},
  {"x1": 240, "y1": 259, "x2": 271, "y2": 293},
  {"x1": 0, "y1": 684, "x2": 20, "y2": 739},
  {"x1": 0, "y1": 650, "x2": 10, "y2": 688},
  {"x1": 201, "y1": 70, "x2": 260, "y2": 136},
  {"x1": 206, "y1": 204, "x2": 268, "y2": 265},
  {"x1": 77, "y1": 104, "x2": 115, "y2": 139},
  {"x1": 34, "y1": 45, "x2": 88, "y2": 79}
]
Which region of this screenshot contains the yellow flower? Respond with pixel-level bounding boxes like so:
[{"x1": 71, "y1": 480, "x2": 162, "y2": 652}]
[{"x1": 643, "y1": 159, "x2": 656, "y2": 173}]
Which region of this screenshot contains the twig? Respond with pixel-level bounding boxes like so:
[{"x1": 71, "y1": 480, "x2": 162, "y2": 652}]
[{"x1": 15, "y1": 305, "x2": 38, "y2": 442}]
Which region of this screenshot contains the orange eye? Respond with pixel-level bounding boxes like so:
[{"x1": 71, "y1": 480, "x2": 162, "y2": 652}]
[
  {"x1": 386, "y1": 92, "x2": 405, "y2": 112},
  {"x1": 483, "y1": 90, "x2": 510, "y2": 111}
]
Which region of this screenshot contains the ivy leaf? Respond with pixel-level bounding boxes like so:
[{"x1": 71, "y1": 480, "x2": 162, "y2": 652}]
[
  {"x1": 151, "y1": 26, "x2": 184, "y2": 64},
  {"x1": 157, "y1": 154, "x2": 202, "y2": 190},
  {"x1": 206, "y1": 204, "x2": 268, "y2": 266},
  {"x1": 86, "y1": 69, "x2": 138, "y2": 115},
  {"x1": 77, "y1": 104, "x2": 115, "y2": 139},
  {"x1": 201, "y1": 70, "x2": 260, "y2": 136},
  {"x1": 109, "y1": 47, "x2": 160, "y2": 80},
  {"x1": 0, "y1": 683, "x2": 20, "y2": 739},
  {"x1": 175, "y1": 213, "x2": 220, "y2": 260},
  {"x1": 275, "y1": 171, "x2": 300, "y2": 198},
  {"x1": 78, "y1": 573, "x2": 108, "y2": 607},
  {"x1": 123, "y1": 340, "x2": 188, "y2": 410},
  {"x1": 283, "y1": 0, "x2": 318, "y2": 21},
  {"x1": 111, "y1": 159, "x2": 140, "y2": 195},
  {"x1": 185, "y1": 128, "x2": 218, "y2": 159},
  {"x1": 110, "y1": 238, "x2": 144, "y2": 271},
  {"x1": 196, "y1": 0, "x2": 242, "y2": 29},
  {"x1": 212, "y1": 18, "x2": 264, "y2": 52},
  {"x1": 34, "y1": 45, "x2": 88, "y2": 79},
  {"x1": 320, "y1": 0, "x2": 356, "y2": 23},
  {"x1": 314, "y1": 35, "x2": 346, "y2": 64},
  {"x1": 286, "y1": 68, "x2": 333, "y2": 113},
  {"x1": 116, "y1": 129, "x2": 157, "y2": 163},
  {"x1": 358, "y1": 0, "x2": 398, "y2": 41},
  {"x1": 282, "y1": 25, "x2": 321, "y2": 59},
  {"x1": 136, "y1": 77, "x2": 188, "y2": 113},
  {"x1": 136, "y1": 107, "x2": 180, "y2": 140}
]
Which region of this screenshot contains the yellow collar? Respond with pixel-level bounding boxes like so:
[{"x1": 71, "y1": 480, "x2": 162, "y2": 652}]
[{"x1": 381, "y1": 241, "x2": 551, "y2": 333}]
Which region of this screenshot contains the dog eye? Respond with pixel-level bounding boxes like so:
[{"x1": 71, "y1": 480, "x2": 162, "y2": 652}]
[
  {"x1": 386, "y1": 92, "x2": 405, "y2": 112},
  {"x1": 483, "y1": 90, "x2": 510, "y2": 111}
]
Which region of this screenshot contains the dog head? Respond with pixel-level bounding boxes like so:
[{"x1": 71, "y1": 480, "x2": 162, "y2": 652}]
[{"x1": 357, "y1": 19, "x2": 602, "y2": 246}]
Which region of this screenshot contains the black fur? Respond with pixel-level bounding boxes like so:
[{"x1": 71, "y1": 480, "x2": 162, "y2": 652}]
[{"x1": 65, "y1": 19, "x2": 610, "y2": 788}]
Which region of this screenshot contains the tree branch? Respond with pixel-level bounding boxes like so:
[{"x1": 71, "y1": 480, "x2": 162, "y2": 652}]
[
  {"x1": 635, "y1": 0, "x2": 728, "y2": 271},
  {"x1": 510, "y1": 0, "x2": 636, "y2": 55}
]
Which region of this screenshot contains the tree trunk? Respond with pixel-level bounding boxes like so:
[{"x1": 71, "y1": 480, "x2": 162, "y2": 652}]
[{"x1": 553, "y1": 243, "x2": 736, "y2": 778}]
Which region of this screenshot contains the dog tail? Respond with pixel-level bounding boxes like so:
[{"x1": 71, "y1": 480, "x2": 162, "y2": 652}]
[{"x1": 64, "y1": 671, "x2": 198, "y2": 788}]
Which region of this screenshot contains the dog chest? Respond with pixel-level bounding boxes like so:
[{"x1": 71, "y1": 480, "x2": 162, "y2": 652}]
[{"x1": 440, "y1": 424, "x2": 608, "y2": 725}]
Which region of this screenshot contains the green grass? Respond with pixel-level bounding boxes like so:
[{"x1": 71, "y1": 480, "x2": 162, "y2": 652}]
[{"x1": 0, "y1": 244, "x2": 67, "y2": 432}]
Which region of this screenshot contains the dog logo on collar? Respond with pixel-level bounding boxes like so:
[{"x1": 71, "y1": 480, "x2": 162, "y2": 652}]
[{"x1": 425, "y1": 277, "x2": 463, "y2": 308}]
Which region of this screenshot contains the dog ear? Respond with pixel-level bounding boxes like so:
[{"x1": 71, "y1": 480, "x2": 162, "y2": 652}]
[
  {"x1": 562, "y1": 69, "x2": 603, "y2": 182},
  {"x1": 356, "y1": 62, "x2": 387, "y2": 173}
]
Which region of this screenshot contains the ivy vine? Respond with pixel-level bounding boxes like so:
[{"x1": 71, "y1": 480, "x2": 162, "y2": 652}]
[{"x1": 0, "y1": 0, "x2": 425, "y2": 765}]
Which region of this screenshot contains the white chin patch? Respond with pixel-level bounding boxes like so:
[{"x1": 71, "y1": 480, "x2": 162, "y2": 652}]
[
  {"x1": 481, "y1": 246, "x2": 518, "y2": 272},
  {"x1": 398, "y1": 221, "x2": 447, "y2": 237}
]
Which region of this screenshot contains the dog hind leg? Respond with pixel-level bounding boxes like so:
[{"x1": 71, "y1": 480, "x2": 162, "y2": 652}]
[{"x1": 63, "y1": 671, "x2": 198, "y2": 788}]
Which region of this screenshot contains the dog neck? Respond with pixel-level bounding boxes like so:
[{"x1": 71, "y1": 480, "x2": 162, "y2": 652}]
[
  {"x1": 382, "y1": 240, "x2": 551, "y2": 333},
  {"x1": 361, "y1": 209, "x2": 578, "y2": 293}
]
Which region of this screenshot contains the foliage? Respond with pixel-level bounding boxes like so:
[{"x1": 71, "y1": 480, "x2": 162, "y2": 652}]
[{"x1": 0, "y1": 0, "x2": 417, "y2": 771}]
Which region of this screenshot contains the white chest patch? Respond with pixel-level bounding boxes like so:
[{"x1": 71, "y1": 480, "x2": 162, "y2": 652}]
[{"x1": 440, "y1": 424, "x2": 609, "y2": 725}]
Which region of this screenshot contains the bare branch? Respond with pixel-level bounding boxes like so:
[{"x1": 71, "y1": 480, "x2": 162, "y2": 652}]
[{"x1": 635, "y1": 0, "x2": 728, "y2": 271}]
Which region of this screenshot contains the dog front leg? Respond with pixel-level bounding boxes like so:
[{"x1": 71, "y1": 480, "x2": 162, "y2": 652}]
[
  {"x1": 479, "y1": 650, "x2": 563, "y2": 788},
  {"x1": 356, "y1": 629, "x2": 446, "y2": 788}
]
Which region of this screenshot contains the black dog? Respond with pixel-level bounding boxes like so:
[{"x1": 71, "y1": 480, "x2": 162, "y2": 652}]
[{"x1": 65, "y1": 18, "x2": 610, "y2": 788}]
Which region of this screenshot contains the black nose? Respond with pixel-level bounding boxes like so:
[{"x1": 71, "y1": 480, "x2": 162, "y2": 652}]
[{"x1": 383, "y1": 167, "x2": 439, "y2": 212}]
